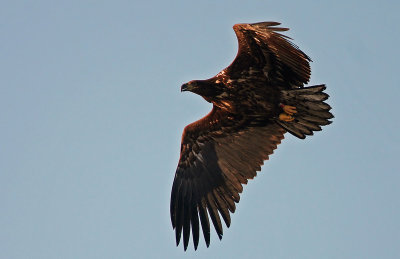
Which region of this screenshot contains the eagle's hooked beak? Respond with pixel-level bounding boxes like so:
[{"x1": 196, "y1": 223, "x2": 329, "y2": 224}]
[
  {"x1": 181, "y1": 84, "x2": 187, "y2": 92},
  {"x1": 181, "y1": 83, "x2": 191, "y2": 92}
]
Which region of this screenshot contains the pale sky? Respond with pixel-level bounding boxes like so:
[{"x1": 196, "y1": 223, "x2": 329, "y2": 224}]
[{"x1": 1, "y1": 1, "x2": 399, "y2": 258}]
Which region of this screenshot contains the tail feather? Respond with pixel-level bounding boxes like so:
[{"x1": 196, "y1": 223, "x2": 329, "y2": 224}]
[
  {"x1": 277, "y1": 84, "x2": 333, "y2": 139},
  {"x1": 296, "y1": 118, "x2": 321, "y2": 131},
  {"x1": 298, "y1": 101, "x2": 331, "y2": 111},
  {"x1": 299, "y1": 93, "x2": 328, "y2": 102}
]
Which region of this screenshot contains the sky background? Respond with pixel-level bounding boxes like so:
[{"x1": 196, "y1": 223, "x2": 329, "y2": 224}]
[{"x1": 1, "y1": 1, "x2": 399, "y2": 258}]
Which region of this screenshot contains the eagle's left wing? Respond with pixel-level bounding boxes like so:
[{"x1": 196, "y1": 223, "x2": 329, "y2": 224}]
[
  {"x1": 170, "y1": 106, "x2": 285, "y2": 250},
  {"x1": 219, "y1": 22, "x2": 311, "y2": 90}
]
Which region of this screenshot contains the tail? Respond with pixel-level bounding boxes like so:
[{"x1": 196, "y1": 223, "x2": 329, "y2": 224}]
[{"x1": 276, "y1": 85, "x2": 333, "y2": 139}]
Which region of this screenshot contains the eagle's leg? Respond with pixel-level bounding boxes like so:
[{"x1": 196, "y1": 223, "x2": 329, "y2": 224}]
[{"x1": 279, "y1": 104, "x2": 297, "y2": 122}]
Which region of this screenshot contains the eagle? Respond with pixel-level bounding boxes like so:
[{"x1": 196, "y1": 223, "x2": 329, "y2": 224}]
[{"x1": 170, "y1": 22, "x2": 333, "y2": 251}]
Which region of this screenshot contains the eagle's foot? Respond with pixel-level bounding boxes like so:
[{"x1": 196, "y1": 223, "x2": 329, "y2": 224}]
[
  {"x1": 281, "y1": 104, "x2": 297, "y2": 115},
  {"x1": 279, "y1": 113, "x2": 294, "y2": 122}
]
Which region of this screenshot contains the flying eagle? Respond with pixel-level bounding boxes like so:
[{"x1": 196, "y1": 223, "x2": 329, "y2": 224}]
[{"x1": 170, "y1": 22, "x2": 333, "y2": 250}]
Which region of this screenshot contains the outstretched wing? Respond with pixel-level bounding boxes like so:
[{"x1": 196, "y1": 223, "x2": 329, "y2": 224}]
[
  {"x1": 170, "y1": 106, "x2": 285, "y2": 250},
  {"x1": 220, "y1": 22, "x2": 311, "y2": 89}
]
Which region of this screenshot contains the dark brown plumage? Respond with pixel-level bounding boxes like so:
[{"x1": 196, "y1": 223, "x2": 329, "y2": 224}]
[{"x1": 171, "y1": 22, "x2": 333, "y2": 250}]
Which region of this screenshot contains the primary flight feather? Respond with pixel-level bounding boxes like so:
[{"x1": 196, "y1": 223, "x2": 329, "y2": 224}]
[{"x1": 170, "y1": 22, "x2": 333, "y2": 250}]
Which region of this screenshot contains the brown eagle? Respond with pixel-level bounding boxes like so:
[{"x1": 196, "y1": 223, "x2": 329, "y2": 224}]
[{"x1": 170, "y1": 22, "x2": 333, "y2": 250}]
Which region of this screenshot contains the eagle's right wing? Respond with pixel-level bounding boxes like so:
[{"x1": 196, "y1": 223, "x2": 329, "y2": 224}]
[{"x1": 170, "y1": 106, "x2": 285, "y2": 250}]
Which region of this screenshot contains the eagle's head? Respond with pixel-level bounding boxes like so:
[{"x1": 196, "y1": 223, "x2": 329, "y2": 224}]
[
  {"x1": 181, "y1": 80, "x2": 223, "y2": 99},
  {"x1": 180, "y1": 80, "x2": 198, "y2": 93}
]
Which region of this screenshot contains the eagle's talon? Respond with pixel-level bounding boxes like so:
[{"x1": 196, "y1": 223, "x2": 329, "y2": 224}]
[
  {"x1": 282, "y1": 104, "x2": 297, "y2": 115},
  {"x1": 279, "y1": 113, "x2": 294, "y2": 122}
]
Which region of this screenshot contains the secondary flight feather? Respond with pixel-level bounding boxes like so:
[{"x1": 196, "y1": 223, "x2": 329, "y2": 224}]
[{"x1": 170, "y1": 22, "x2": 333, "y2": 250}]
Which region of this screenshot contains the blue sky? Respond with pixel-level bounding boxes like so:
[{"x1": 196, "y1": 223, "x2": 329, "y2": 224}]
[{"x1": 1, "y1": 1, "x2": 399, "y2": 258}]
